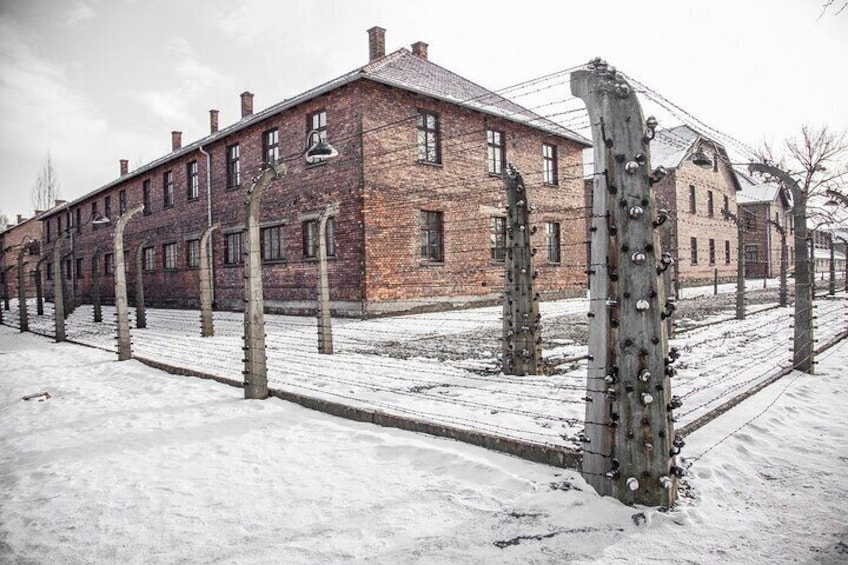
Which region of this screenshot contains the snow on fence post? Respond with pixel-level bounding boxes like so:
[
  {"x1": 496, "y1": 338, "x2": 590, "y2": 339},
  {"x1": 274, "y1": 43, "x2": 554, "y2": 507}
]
[
  {"x1": 572, "y1": 59, "x2": 680, "y2": 507},
  {"x1": 114, "y1": 204, "x2": 144, "y2": 361}
]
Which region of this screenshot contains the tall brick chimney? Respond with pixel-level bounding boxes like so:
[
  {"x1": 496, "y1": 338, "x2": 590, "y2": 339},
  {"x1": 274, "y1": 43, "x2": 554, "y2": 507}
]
[
  {"x1": 171, "y1": 131, "x2": 182, "y2": 151},
  {"x1": 240, "y1": 92, "x2": 253, "y2": 118},
  {"x1": 411, "y1": 41, "x2": 428, "y2": 60},
  {"x1": 210, "y1": 109, "x2": 219, "y2": 134},
  {"x1": 368, "y1": 26, "x2": 386, "y2": 61},
  {"x1": 120, "y1": 159, "x2": 129, "y2": 176},
  {"x1": 16, "y1": 214, "x2": 25, "y2": 225}
]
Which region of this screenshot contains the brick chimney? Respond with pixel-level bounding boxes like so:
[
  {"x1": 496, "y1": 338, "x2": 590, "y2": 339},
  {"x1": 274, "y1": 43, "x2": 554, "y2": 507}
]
[
  {"x1": 411, "y1": 41, "x2": 428, "y2": 60},
  {"x1": 368, "y1": 26, "x2": 386, "y2": 61},
  {"x1": 210, "y1": 109, "x2": 219, "y2": 134},
  {"x1": 171, "y1": 131, "x2": 182, "y2": 151},
  {"x1": 240, "y1": 92, "x2": 253, "y2": 118},
  {"x1": 120, "y1": 159, "x2": 129, "y2": 176},
  {"x1": 17, "y1": 214, "x2": 25, "y2": 225},
  {"x1": 54, "y1": 199, "x2": 67, "y2": 208}
]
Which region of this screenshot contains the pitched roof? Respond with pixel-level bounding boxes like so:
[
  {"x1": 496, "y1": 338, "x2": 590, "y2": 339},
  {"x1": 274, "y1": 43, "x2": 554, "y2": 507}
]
[
  {"x1": 43, "y1": 48, "x2": 589, "y2": 218},
  {"x1": 651, "y1": 125, "x2": 699, "y2": 170},
  {"x1": 735, "y1": 168, "x2": 793, "y2": 208},
  {"x1": 363, "y1": 49, "x2": 590, "y2": 146}
]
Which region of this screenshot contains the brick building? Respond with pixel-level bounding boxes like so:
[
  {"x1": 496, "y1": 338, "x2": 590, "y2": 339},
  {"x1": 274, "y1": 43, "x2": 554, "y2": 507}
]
[
  {"x1": 735, "y1": 169, "x2": 794, "y2": 279},
  {"x1": 0, "y1": 214, "x2": 43, "y2": 305},
  {"x1": 38, "y1": 27, "x2": 590, "y2": 317},
  {"x1": 650, "y1": 125, "x2": 742, "y2": 288}
]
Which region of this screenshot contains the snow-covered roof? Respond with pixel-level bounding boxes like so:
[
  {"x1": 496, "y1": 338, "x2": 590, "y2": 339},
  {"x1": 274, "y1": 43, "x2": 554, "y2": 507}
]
[
  {"x1": 650, "y1": 125, "x2": 700, "y2": 170},
  {"x1": 735, "y1": 168, "x2": 781, "y2": 204}
]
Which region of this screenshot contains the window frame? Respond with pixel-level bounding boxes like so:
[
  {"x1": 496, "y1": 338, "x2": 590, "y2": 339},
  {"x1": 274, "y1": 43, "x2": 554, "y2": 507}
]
[
  {"x1": 690, "y1": 237, "x2": 698, "y2": 265},
  {"x1": 419, "y1": 210, "x2": 444, "y2": 263},
  {"x1": 262, "y1": 128, "x2": 280, "y2": 165},
  {"x1": 223, "y1": 232, "x2": 244, "y2": 265},
  {"x1": 546, "y1": 222, "x2": 562, "y2": 264},
  {"x1": 489, "y1": 217, "x2": 506, "y2": 262},
  {"x1": 142, "y1": 180, "x2": 152, "y2": 215},
  {"x1": 261, "y1": 224, "x2": 286, "y2": 263},
  {"x1": 688, "y1": 185, "x2": 697, "y2": 214},
  {"x1": 142, "y1": 246, "x2": 155, "y2": 272},
  {"x1": 486, "y1": 129, "x2": 505, "y2": 175},
  {"x1": 226, "y1": 144, "x2": 241, "y2": 190},
  {"x1": 187, "y1": 161, "x2": 199, "y2": 201},
  {"x1": 308, "y1": 110, "x2": 328, "y2": 143},
  {"x1": 104, "y1": 253, "x2": 115, "y2": 276},
  {"x1": 725, "y1": 240, "x2": 731, "y2": 264},
  {"x1": 744, "y1": 244, "x2": 759, "y2": 264},
  {"x1": 417, "y1": 110, "x2": 441, "y2": 165},
  {"x1": 708, "y1": 238, "x2": 716, "y2": 265},
  {"x1": 302, "y1": 218, "x2": 335, "y2": 259},
  {"x1": 542, "y1": 143, "x2": 558, "y2": 185},
  {"x1": 163, "y1": 170, "x2": 174, "y2": 209},
  {"x1": 186, "y1": 239, "x2": 200, "y2": 269},
  {"x1": 119, "y1": 190, "x2": 127, "y2": 215},
  {"x1": 163, "y1": 242, "x2": 177, "y2": 271},
  {"x1": 707, "y1": 190, "x2": 714, "y2": 217}
]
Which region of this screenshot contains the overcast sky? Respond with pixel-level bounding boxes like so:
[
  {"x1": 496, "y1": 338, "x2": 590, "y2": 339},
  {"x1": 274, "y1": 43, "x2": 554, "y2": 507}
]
[{"x1": 0, "y1": 0, "x2": 846, "y2": 221}]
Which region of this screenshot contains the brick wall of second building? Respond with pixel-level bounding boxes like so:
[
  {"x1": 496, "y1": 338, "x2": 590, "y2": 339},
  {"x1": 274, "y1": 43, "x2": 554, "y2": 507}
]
[{"x1": 359, "y1": 81, "x2": 587, "y2": 314}]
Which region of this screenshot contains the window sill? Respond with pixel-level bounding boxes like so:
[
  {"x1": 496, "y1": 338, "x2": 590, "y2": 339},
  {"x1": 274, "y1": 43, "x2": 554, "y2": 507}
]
[
  {"x1": 419, "y1": 261, "x2": 445, "y2": 267},
  {"x1": 301, "y1": 256, "x2": 337, "y2": 263},
  {"x1": 488, "y1": 172, "x2": 503, "y2": 179},
  {"x1": 416, "y1": 160, "x2": 442, "y2": 168},
  {"x1": 187, "y1": 197, "x2": 199, "y2": 202},
  {"x1": 262, "y1": 259, "x2": 288, "y2": 265},
  {"x1": 305, "y1": 161, "x2": 328, "y2": 170},
  {"x1": 543, "y1": 182, "x2": 559, "y2": 188},
  {"x1": 222, "y1": 263, "x2": 244, "y2": 268}
]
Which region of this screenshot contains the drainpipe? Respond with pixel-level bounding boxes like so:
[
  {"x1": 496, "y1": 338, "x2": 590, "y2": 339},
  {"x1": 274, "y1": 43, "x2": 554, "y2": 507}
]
[{"x1": 198, "y1": 145, "x2": 215, "y2": 303}]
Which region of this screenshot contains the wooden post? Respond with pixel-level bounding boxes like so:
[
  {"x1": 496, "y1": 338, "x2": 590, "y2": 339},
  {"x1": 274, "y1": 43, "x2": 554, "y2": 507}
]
[
  {"x1": 749, "y1": 163, "x2": 813, "y2": 372},
  {"x1": 52, "y1": 233, "x2": 67, "y2": 342},
  {"x1": 829, "y1": 239, "x2": 836, "y2": 296},
  {"x1": 243, "y1": 164, "x2": 283, "y2": 400},
  {"x1": 572, "y1": 60, "x2": 677, "y2": 507},
  {"x1": 502, "y1": 165, "x2": 541, "y2": 376},
  {"x1": 17, "y1": 242, "x2": 32, "y2": 332},
  {"x1": 722, "y1": 209, "x2": 745, "y2": 320},
  {"x1": 199, "y1": 223, "x2": 220, "y2": 337},
  {"x1": 317, "y1": 203, "x2": 339, "y2": 354},
  {"x1": 35, "y1": 258, "x2": 46, "y2": 315},
  {"x1": 114, "y1": 204, "x2": 144, "y2": 361},
  {"x1": 92, "y1": 248, "x2": 102, "y2": 323},
  {"x1": 135, "y1": 239, "x2": 149, "y2": 329}
]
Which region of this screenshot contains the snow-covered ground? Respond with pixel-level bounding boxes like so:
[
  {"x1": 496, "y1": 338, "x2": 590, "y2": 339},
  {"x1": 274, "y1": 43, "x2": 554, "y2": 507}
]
[
  {"x1": 1, "y1": 289, "x2": 845, "y2": 453},
  {"x1": 1, "y1": 325, "x2": 847, "y2": 564}
]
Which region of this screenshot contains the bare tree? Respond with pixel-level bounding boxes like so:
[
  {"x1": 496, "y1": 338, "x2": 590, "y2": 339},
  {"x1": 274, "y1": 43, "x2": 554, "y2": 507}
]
[
  {"x1": 32, "y1": 153, "x2": 60, "y2": 212},
  {"x1": 0, "y1": 212, "x2": 8, "y2": 231},
  {"x1": 820, "y1": 0, "x2": 848, "y2": 17},
  {"x1": 751, "y1": 126, "x2": 848, "y2": 372}
]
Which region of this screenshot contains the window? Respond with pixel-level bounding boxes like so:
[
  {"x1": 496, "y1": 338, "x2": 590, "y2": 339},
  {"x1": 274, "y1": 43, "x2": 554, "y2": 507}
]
[
  {"x1": 104, "y1": 253, "x2": 114, "y2": 275},
  {"x1": 64, "y1": 258, "x2": 72, "y2": 280},
  {"x1": 46, "y1": 261, "x2": 53, "y2": 280},
  {"x1": 226, "y1": 144, "x2": 240, "y2": 189},
  {"x1": 119, "y1": 190, "x2": 127, "y2": 215},
  {"x1": 308, "y1": 110, "x2": 327, "y2": 143},
  {"x1": 142, "y1": 247, "x2": 155, "y2": 272},
  {"x1": 57, "y1": 216, "x2": 63, "y2": 235},
  {"x1": 486, "y1": 129, "x2": 505, "y2": 175},
  {"x1": 261, "y1": 225, "x2": 285, "y2": 262},
  {"x1": 224, "y1": 232, "x2": 243, "y2": 265},
  {"x1": 75, "y1": 257, "x2": 84, "y2": 279},
  {"x1": 709, "y1": 238, "x2": 716, "y2": 265},
  {"x1": 417, "y1": 110, "x2": 441, "y2": 164},
  {"x1": 46, "y1": 221, "x2": 52, "y2": 243},
  {"x1": 187, "y1": 161, "x2": 199, "y2": 200},
  {"x1": 91, "y1": 256, "x2": 98, "y2": 278},
  {"x1": 744, "y1": 211, "x2": 757, "y2": 231},
  {"x1": 744, "y1": 244, "x2": 759, "y2": 264},
  {"x1": 725, "y1": 240, "x2": 731, "y2": 264},
  {"x1": 490, "y1": 217, "x2": 506, "y2": 262},
  {"x1": 262, "y1": 129, "x2": 279, "y2": 164},
  {"x1": 163, "y1": 171, "x2": 174, "y2": 208},
  {"x1": 689, "y1": 185, "x2": 697, "y2": 214},
  {"x1": 707, "y1": 191, "x2": 714, "y2": 217},
  {"x1": 186, "y1": 239, "x2": 200, "y2": 268},
  {"x1": 690, "y1": 237, "x2": 698, "y2": 265},
  {"x1": 302, "y1": 219, "x2": 335, "y2": 259},
  {"x1": 143, "y1": 180, "x2": 152, "y2": 215},
  {"x1": 91, "y1": 202, "x2": 99, "y2": 229},
  {"x1": 75, "y1": 208, "x2": 82, "y2": 234},
  {"x1": 419, "y1": 210, "x2": 444, "y2": 262},
  {"x1": 104, "y1": 196, "x2": 112, "y2": 220},
  {"x1": 163, "y1": 242, "x2": 177, "y2": 270},
  {"x1": 546, "y1": 222, "x2": 562, "y2": 263},
  {"x1": 723, "y1": 195, "x2": 729, "y2": 214},
  {"x1": 543, "y1": 143, "x2": 558, "y2": 185}
]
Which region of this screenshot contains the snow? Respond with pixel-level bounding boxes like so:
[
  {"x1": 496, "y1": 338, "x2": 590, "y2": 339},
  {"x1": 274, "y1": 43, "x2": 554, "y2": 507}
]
[{"x1": 2, "y1": 322, "x2": 848, "y2": 563}]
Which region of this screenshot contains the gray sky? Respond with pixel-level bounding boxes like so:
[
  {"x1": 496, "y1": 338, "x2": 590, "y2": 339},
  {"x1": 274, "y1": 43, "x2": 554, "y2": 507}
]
[{"x1": 1, "y1": 0, "x2": 846, "y2": 220}]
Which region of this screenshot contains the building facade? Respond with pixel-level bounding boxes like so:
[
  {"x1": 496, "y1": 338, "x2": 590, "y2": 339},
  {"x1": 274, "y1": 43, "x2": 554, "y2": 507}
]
[
  {"x1": 736, "y1": 170, "x2": 794, "y2": 279},
  {"x1": 0, "y1": 215, "x2": 43, "y2": 305},
  {"x1": 650, "y1": 126, "x2": 742, "y2": 288},
  {"x1": 38, "y1": 27, "x2": 590, "y2": 317}
]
